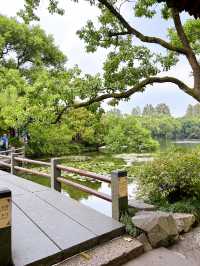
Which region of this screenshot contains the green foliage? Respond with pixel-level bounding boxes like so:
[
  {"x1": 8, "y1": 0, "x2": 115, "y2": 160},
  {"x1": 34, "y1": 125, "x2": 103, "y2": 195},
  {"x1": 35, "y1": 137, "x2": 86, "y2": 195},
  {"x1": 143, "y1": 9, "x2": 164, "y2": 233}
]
[
  {"x1": 102, "y1": 113, "x2": 159, "y2": 153},
  {"x1": 139, "y1": 115, "x2": 180, "y2": 139},
  {"x1": 168, "y1": 19, "x2": 200, "y2": 55},
  {"x1": 120, "y1": 212, "x2": 141, "y2": 237},
  {"x1": 0, "y1": 15, "x2": 66, "y2": 70},
  {"x1": 135, "y1": 148, "x2": 200, "y2": 203},
  {"x1": 185, "y1": 104, "x2": 200, "y2": 118},
  {"x1": 27, "y1": 124, "x2": 73, "y2": 156},
  {"x1": 8, "y1": 137, "x2": 23, "y2": 147}
]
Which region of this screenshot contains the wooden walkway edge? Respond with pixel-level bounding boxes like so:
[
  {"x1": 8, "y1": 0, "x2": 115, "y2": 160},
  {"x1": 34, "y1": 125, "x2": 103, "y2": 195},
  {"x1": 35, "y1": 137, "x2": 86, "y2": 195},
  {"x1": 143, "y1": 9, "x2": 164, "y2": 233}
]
[{"x1": 0, "y1": 170, "x2": 124, "y2": 266}]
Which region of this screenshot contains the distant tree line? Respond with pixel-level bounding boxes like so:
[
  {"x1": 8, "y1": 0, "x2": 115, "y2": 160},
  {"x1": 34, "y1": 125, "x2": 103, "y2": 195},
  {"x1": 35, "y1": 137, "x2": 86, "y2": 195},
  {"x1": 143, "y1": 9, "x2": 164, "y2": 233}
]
[
  {"x1": 109, "y1": 103, "x2": 200, "y2": 141},
  {"x1": 131, "y1": 103, "x2": 200, "y2": 140}
]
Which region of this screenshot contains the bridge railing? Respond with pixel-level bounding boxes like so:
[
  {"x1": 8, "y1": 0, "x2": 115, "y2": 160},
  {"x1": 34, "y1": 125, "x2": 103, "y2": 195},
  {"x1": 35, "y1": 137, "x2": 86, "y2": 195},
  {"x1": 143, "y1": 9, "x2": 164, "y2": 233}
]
[
  {"x1": 1, "y1": 153, "x2": 128, "y2": 220},
  {"x1": 0, "y1": 147, "x2": 25, "y2": 169}
]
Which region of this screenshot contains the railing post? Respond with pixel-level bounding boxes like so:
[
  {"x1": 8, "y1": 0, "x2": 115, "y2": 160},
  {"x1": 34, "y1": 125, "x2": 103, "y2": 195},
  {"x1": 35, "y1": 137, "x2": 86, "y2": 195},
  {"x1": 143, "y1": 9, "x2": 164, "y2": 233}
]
[
  {"x1": 51, "y1": 158, "x2": 61, "y2": 192},
  {"x1": 11, "y1": 153, "x2": 17, "y2": 175},
  {"x1": 0, "y1": 189, "x2": 12, "y2": 266},
  {"x1": 111, "y1": 170, "x2": 128, "y2": 221},
  {"x1": 22, "y1": 146, "x2": 25, "y2": 158}
]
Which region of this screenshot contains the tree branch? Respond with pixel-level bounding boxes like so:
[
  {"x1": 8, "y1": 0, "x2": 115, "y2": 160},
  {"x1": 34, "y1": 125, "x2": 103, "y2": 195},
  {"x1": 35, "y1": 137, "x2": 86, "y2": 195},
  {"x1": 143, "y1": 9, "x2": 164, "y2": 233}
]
[
  {"x1": 98, "y1": 0, "x2": 188, "y2": 55},
  {"x1": 53, "y1": 76, "x2": 195, "y2": 123},
  {"x1": 108, "y1": 31, "x2": 130, "y2": 37},
  {"x1": 171, "y1": 8, "x2": 200, "y2": 90},
  {"x1": 73, "y1": 76, "x2": 195, "y2": 109}
]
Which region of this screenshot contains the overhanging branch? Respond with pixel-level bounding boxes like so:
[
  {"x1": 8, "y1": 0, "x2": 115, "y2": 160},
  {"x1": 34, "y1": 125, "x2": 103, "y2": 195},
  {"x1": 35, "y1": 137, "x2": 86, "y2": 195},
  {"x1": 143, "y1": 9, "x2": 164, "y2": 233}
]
[
  {"x1": 98, "y1": 0, "x2": 188, "y2": 55},
  {"x1": 53, "y1": 76, "x2": 195, "y2": 123},
  {"x1": 73, "y1": 76, "x2": 194, "y2": 109}
]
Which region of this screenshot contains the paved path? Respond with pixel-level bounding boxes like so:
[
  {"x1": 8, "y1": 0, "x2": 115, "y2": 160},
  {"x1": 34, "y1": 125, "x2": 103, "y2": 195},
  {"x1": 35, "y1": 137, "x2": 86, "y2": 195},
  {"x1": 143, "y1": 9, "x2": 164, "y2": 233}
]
[
  {"x1": 125, "y1": 226, "x2": 200, "y2": 266},
  {"x1": 0, "y1": 170, "x2": 124, "y2": 266}
]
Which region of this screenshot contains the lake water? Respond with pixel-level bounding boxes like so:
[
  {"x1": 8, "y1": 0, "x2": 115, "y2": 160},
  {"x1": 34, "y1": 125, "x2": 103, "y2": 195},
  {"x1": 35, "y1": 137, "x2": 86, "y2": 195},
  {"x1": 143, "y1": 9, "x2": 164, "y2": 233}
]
[{"x1": 20, "y1": 140, "x2": 200, "y2": 217}]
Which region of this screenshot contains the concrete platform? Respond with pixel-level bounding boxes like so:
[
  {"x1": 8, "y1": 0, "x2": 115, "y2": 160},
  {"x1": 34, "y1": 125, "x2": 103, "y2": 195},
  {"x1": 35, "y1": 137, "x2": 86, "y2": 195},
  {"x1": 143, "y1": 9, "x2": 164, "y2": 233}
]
[{"x1": 0, "y1": 171, "x2": 124, "y2": 266}]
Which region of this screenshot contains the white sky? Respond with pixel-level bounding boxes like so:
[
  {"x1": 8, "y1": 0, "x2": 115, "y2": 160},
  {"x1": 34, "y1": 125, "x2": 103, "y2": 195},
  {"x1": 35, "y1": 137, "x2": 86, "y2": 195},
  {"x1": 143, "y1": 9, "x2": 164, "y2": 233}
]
[{"x1": 0, "y1": 0, "x2": 198, "y2": 116}]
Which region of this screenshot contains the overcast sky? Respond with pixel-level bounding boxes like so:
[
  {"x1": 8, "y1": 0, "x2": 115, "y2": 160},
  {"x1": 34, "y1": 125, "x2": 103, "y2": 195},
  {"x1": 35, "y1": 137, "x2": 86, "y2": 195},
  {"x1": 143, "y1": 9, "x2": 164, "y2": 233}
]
[{"x1": 1, "y1": 0, "x2": 198, "y2": 116}]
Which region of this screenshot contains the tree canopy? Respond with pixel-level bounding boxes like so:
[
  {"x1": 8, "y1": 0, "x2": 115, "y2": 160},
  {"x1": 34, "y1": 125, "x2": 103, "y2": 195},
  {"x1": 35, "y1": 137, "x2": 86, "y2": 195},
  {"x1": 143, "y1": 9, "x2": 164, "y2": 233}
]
[{"x1": 18, "y1": 0, "x2": 200, "y2": 115}]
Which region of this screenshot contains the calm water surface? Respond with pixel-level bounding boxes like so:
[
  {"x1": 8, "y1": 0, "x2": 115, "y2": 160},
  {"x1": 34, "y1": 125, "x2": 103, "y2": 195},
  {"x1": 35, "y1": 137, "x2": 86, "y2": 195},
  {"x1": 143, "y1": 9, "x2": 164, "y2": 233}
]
[{"x1": 21, "y1": 140, "x2": 200, "y2": 217}]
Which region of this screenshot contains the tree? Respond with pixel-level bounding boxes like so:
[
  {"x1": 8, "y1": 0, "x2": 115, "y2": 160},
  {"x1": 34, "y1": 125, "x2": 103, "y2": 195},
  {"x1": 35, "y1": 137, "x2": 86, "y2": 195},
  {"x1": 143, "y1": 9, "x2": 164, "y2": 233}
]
[
  {"x1": 108, "y1": 108, "x2": 122, "y2": 116},
  {"x1": 102, "y1": 113, "x2": 159, "y2": 153},
  {"x1": 0, "y1": 15, "x2": 66, "y2": 71},
  {"x1": 193, "y1": 104, "x2": 200, "y2": 116},
  {"x1": 19, "y1": 0, "x2": 200, "y2": 118},
  {"x1": 185, "y1": 104, "x2": 194, "y2": 117},
  {"x1": 0, "y1": 15, "x2": 102, "y2": 132},
  {"x1": 131, "y1": 106, "x2": 141, "y2": 116},
  {"x1": 142, "y1": 104, "x2": 155, "y2": 116},
  {"x1": 185, "y1": 103, "x2": 200, "y2": 117},
  {"x1": 155, "y1": 103, "x2": 171, "y2": 116}
]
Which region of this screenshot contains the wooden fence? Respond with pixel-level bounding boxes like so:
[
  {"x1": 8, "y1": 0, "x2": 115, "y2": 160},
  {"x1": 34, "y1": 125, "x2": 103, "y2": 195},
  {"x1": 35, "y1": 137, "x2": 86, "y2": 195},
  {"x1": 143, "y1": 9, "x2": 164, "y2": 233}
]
[{"x1": 0, "y1": 150, "x2": 128, "y2": 220}]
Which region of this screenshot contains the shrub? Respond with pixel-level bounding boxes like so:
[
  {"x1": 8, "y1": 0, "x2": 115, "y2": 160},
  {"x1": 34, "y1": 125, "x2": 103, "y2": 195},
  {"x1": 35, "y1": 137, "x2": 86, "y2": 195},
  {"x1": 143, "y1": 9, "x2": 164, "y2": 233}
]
[
  {"x1": 135, "y1": 148, "x2": 200, "y2": 204},
  {"x1": 120, "y1": 212, "x2": 141, "y2": 237},
  {"x1": 102, "y1": 114, "x2": 159, "y2": 153}
]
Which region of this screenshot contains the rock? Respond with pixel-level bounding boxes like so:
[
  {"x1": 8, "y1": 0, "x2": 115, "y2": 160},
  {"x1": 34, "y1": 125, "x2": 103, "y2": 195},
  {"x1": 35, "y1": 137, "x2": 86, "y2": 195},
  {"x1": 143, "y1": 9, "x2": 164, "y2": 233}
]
[
  {"x1": 137, "y1": 233, "x2": 152, "y2": 252},
  {"x1": 128, "y1": 200, "x2": 156, "y2": 212},
  {"x1": 173, "y1": 213, "x2": 195, "y2": 233},
  {"x1": 132, "y1": 211, "x2": 178, "y2": 248},
  {"x1": 59, "y1": 236, "x2": 144, "y2": 266}
]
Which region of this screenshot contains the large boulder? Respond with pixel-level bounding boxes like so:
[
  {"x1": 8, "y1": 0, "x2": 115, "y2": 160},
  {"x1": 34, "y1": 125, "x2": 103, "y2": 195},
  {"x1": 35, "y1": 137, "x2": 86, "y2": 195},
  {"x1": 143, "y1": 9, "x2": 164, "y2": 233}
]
[
  {"x1": 132, "y1": 211, "x2": 178, "y2": 248},
  {"x1": 137, "y1": 233, "x2": 152, "y2": 252},
  {"x1": 173, "y1": 213, "x2": 195, "y2": 233}
]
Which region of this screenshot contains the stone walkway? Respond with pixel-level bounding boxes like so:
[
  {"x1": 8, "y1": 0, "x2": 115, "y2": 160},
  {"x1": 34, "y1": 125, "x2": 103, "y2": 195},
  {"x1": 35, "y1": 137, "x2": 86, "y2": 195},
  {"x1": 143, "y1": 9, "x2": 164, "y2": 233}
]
[{"x1": 125, "y1": 225, "x2": 200, "y2": 266}]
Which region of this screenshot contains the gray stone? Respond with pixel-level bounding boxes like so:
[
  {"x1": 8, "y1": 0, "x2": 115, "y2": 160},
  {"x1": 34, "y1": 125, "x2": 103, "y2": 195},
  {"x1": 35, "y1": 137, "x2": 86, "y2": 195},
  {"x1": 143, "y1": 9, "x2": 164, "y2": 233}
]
[
  {"x1": 57, "y1": 236, "x2": 144, "y2": 266},
  {"x1": 173, "y1": 213, "x2": 195, "y2": 233},
  {"x1": 124, "y1": 247, "x2": 189, "y2": 266},
  {"x1": 132, "y1": 211, "x2": 178, "y2": 248},
  {"x1": 128, "y1": 200, "x2": 156, "y2": 211},
  {"x1": 137, "y1": 233, "x2": 152, "y2": 252},
  {"x1": 0, "y1": 171, "x2": 124, "y2": 266}
]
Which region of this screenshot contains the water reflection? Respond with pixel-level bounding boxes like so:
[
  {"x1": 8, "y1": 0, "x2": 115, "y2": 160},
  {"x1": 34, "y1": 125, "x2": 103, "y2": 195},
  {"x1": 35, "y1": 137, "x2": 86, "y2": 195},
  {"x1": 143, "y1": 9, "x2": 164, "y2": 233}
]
[
  {"x1": 61, "y1": 175, "x2": 102, "y2": 201},
  {"x1": 19, "y1": 140, "x2": 200, "y2": 217}
]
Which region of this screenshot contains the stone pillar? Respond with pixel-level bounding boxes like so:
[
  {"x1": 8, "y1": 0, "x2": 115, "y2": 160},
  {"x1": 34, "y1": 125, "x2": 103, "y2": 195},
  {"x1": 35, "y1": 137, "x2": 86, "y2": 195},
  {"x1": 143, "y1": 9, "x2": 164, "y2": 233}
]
[
  {"x1": 111, "y1": 170, "x2": 128, "y2": 221},
  {"x1": 0, "y1": 189, "x2": 12, "y2": 266},
  {"x1": 51, "y1": 158, "x2": 61, "y2": 192}
]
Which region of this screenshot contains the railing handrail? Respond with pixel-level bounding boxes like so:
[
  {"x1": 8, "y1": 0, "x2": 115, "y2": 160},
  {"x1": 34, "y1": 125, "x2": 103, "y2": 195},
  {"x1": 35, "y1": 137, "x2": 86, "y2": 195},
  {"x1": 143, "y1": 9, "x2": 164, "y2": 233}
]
[
  {"x1": 0, "y1": 153, "x2": 128, "y2": 220},
  {"x1": 57, "y1": 177, "x2": 112, "y2": 202},
  {"x1": 14, "y1": 166, "x2": 51, "y2": 178},
  {"x1": 0, "y1": 147, "x2": 24, "y2": 154},
  {"x1": 0, "y1": 160, "x2": 11, "y2": 168},
  {"x1": 15, "y1": 157, "x2": 51, "y2": 167},
  {"x1": 0, "y1": 154, "x2": 11, "y2": 159},
  {"x1": 56, "y1": 164, "x2": 111, "y2": 184}
]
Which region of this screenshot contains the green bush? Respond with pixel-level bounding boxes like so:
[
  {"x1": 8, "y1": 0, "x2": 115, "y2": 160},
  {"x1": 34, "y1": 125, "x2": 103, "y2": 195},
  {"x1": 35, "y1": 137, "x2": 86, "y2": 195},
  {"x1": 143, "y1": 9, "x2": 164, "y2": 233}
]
[
  {"x1": 8, "y1": 137, "x2": 23, "y2": 147},
  {"x1": 135, "y1": 148, "x2": 200, "y2": 204},
  {"x1": 102, "y1": 114, "x2": 159, "y2": 153},
  {"x1": 120, "y1": 212, "x2": 142, "y2": 237}
]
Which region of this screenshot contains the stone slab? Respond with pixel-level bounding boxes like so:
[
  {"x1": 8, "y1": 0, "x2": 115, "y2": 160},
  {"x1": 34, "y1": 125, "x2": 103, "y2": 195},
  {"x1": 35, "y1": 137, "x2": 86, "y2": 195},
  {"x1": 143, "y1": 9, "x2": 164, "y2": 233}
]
[
  {"x1": 12, "y1": 203, "x2": 61, "y2": 266},
  {"x1": 36, "y1": 190, "x2": 124, "y2": 238},
  {"x1": 124, "y1": 247, "x2": 189, "y2": 266},
  {"x1": 58, "y1": 236, "x2": 144, "y2": 266},
  {"x1": 128, "y1": 200, "x2": 156, "y2": 211},
  {"x1": 13, "y1": 194, "x2": 96, "y2": 250},
  {"x1": 0, "y1": 171, "x2": 125, "y2": 265},
  {"x1": 0, "y1": 178, "x2": 29, "y2": 196},
  {"x1": 0, "y1": 170, "x2": 49, "y2": 193}
]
